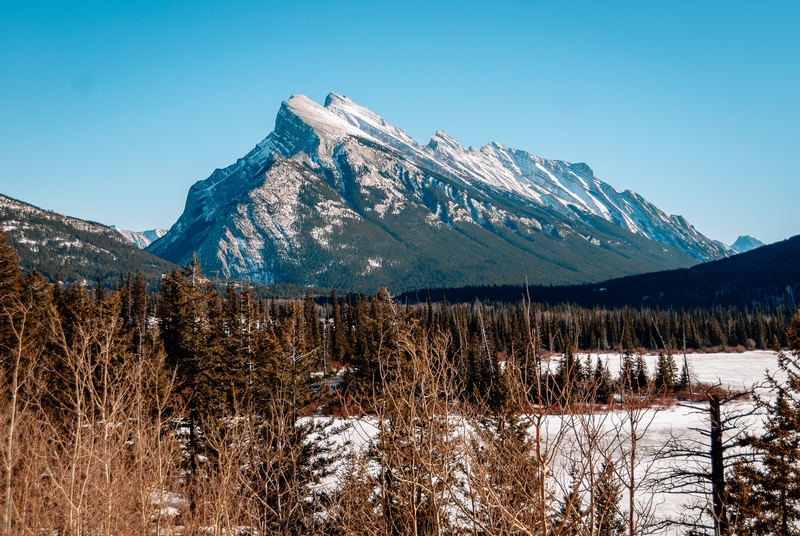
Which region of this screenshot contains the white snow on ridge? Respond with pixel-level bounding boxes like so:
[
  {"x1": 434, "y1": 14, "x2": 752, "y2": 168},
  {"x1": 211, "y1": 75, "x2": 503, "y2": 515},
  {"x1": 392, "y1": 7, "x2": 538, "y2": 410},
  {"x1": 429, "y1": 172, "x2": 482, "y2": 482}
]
[
  {"x1": 153, "y1": 92, "x2": 732, "y2": 274},
  {"x1": 111, "y1": 226, "x2": 167, "y2": 249},
  {"x1": 277, "y1": 93, "x2": 729, "y2": 261}
]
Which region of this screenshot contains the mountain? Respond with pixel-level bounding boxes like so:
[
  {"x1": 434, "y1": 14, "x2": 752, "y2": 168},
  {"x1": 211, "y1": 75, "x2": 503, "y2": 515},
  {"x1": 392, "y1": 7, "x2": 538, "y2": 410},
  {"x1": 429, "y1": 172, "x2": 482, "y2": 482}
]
[
  {"x1": 111, "y1": 226, "x2": 167, "y2": 248},
  {"x1": 0, "y1": 194, "x2": 176, "y2": 288},
  {"x1": 730, "y1": 235, "x2": 764, "y2": 254},
  {"x1": 400, "y1": 233, "x2": 800, "y2": 309},
  {"x1": 149, "y1": 93, "x2": 726, "y2": 293}
]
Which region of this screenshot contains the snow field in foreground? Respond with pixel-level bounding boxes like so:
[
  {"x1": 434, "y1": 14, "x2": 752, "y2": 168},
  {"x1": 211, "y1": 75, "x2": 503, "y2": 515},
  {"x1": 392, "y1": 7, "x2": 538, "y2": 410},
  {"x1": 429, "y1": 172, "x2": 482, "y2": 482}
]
[{"x1": 306, "y1": 351, "x2": 780, "y2": 534}]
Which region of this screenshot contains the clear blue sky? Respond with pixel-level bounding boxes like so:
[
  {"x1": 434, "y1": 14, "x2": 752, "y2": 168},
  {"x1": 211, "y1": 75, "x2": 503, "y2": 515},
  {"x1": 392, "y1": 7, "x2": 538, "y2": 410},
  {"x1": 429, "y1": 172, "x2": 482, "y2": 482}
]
[{"x1": 1, "y1": 1, "x2": 798, "y2": 245}]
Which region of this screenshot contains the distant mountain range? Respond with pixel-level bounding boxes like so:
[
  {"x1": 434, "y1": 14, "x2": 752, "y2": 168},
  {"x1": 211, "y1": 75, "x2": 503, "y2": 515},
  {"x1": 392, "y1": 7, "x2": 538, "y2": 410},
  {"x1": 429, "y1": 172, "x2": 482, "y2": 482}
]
[
  {"x1": 400, "y1": 233, "x2": 799, "y2": 309},
  {"x1": 0, "y1": 194, "x2": 175, "y2": 288},
  {"x1": 147, "y1": 93, "x2": 732, "y2": 293},
  {"x1": 111, "y1": 226, "x2": 167, "y2": 249}
]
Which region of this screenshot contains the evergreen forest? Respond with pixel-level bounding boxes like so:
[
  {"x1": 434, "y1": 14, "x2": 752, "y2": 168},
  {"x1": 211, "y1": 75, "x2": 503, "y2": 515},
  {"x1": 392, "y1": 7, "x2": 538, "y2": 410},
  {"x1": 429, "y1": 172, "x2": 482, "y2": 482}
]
[{"x1": 2, "y1": 227, "x2": 800, "y2": 535}]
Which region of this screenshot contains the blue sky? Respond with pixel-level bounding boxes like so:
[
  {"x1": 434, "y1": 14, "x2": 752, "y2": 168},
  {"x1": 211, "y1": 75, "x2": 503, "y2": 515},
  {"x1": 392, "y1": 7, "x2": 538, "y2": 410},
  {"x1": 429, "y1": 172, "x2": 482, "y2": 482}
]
[{"x1": 1, "y1": 1, "x2": 798, "y2": 245}]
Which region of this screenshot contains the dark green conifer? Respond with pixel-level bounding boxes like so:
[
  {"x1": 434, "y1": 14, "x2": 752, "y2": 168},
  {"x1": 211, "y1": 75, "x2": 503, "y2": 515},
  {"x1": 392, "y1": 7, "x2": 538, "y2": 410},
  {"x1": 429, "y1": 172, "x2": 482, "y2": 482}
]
[
  {"x1": 556, "y1": 338, "x2": 583, "y2": 403},
  {"x1": 159, "y1": 256, "x2": 227, "y2": 509},
  {"x1": 729, "y1": 314, "x2": 800, "y2": 535},
  {"x1": 677, "y1": 362, "x2": 691, "y2": 392},
  {"x1": 303, "y1": 291, "x2": 321, "y2": 352},
  {"x1": 0, "y1": 228, "x2": 22, "y2": 345},
  {"x1": 594, "y1": 460, "x2": 626, "y2": 536},
  {"x1": 634, "y1": 354, "x2": 649, "y2": 392},
  {"x1": 594, "y1": 356, "x2": 614, "y2": 404},
  {"x1": 620, "y1": 350, "x2": 635, "y2": 393},
  {"x1": 94, "y1": 275, "x2": 104, "y2": 303},
  {"x1": 330, "y1": 289, "x2": 349, "y2": 364},
  {"x1": 655, "y1": 351, "x2": 676, "y2": 391}
]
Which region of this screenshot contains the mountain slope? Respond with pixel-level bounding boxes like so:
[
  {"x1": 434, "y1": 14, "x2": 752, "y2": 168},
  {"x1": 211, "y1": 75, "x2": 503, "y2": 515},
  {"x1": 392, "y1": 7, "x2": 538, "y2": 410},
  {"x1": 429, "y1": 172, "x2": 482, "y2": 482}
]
[
  {"x1": 401, "y1": 233, "x2": 800, "y2": 309},
  {"x1": 111, "y1": 226, "x2": 167, "y2": 248},
  {"x1": 0, "y1": 194, "x2": 176, "y2": 288},
  {"x1": 149, "y1": 93, "x2": 718, "y2": 293}
]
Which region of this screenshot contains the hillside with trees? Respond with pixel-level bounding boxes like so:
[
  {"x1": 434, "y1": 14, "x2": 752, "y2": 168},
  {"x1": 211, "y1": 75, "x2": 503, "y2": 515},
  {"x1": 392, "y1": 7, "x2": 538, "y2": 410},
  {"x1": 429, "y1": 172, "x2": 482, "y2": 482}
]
[
  {"x1": 400, "y1": 233, "x2": 800, "y2": 310},
  {"x1": 0, "y1": 194, "x2": 176, "y2": 289},
  {"x1": 2, "y1": 225, "x2": 800, "y2": 534}
]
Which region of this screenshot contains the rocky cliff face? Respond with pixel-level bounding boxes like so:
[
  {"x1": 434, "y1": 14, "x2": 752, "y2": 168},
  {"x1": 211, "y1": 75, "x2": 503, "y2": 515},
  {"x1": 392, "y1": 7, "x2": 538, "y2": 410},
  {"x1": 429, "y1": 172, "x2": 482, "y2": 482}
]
[{"x1": 149, "y1": 93, "x2": 723, "y2": 293}]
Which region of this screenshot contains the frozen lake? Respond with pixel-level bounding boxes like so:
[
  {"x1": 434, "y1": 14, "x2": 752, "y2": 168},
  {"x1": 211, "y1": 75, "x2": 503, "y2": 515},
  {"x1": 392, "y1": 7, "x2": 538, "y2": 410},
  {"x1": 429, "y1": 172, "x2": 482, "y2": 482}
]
[{"x1": 309, "y1": 351, "x2": 782, "y2": 534}]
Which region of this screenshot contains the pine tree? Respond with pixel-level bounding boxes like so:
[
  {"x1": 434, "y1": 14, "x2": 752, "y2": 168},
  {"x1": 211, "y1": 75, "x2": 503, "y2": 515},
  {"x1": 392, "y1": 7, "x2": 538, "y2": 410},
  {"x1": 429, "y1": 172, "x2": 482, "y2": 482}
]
[
  {"x1": 620, "y1": 350, "x2": 635, "y2": 393},
  {"x1": 558, "y1": 465, "x2": 586, "y2": 535},
  {"x1": 556, "y1": 338, "x2": 583, "y2": 404},
  {"x1": 122, "y1": 272, "x2": 149, "y2": 354},
  {"x1": 634, "y1": 354, "x2": 649, "y2": 393},
  {"x1": 160, "y1": 258, "x2": 227, "y2": 415},
  {"x1": 158, "y1": 256, "x2": 227, "y2": 510},
  {"x1": 729, "y1": 313, "x2": 800, "y2": 535},
  {"x1": 0, "y1": 228, "x2": 22, "y2": 347},
  {"x1": 594, "y1": 356, "x2": 614, "y2": 404},
  {"x1": 654, "y1": 351, "x2": 676, "y2": 391},
  {"x1": 330, "y1": 289, "x2": 349, "y2": 364},
  {"x1": 677, "y1": 361, "x2": 691, "y2": 392},
  {"x1": 594, "y1": 460, "x2": 626, "y2": 536},
  {"x1": 94, "y1": 275, "x2": 104, "y2": 303},
  {"x1": 0, "y1": 233, "x2": 52, "y2": 533}
]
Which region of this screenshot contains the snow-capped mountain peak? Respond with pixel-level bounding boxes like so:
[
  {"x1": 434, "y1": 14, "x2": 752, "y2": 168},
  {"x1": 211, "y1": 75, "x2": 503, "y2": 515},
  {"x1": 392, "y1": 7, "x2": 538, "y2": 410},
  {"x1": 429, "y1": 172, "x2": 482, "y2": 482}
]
[
  {"x1": 730, "y1": 235, "x2": 764, "y2": 253},
  {"x1": 266, "y1": 94, "x2": 731, "y2": 261},
  {"x1": 111, "y1": 226, "x2": 167, "y2": 249},
  {"x1": 149, "y1": 93, "x2": 730, "y2": 292}
]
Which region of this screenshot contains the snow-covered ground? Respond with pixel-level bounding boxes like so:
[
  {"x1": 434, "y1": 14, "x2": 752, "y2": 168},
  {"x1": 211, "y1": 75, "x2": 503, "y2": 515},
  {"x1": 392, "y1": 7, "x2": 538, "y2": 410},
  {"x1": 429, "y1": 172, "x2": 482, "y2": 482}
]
[{"x1": 306, "y1": 351, "x2": 781, "y2": 534}]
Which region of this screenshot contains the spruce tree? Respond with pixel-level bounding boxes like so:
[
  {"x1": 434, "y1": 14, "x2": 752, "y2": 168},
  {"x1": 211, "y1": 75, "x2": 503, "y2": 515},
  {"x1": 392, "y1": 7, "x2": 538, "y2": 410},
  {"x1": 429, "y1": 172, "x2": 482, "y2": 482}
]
[
  {"x1": 94, "y1": 275, "x2": 104, "y2": 303},
  {"x1": 729, "y1": 312, "x2": 800, "y2": 535},
  {"x1": 0, "y1": 234, "x2": 52, "y2": 533},
  {"x1": 330, "y1": 289, "x2": 349, "y2": 364},
  {"x1": 594, "y1": 356, "x2": 614, "y2": 404},
  {"x1": 654, "y1": 351, "x2": 676, "y2": 391},
  {"x1": 158, "y1": 256, "x2": 227, "y2": 509},
  {"x1": 303, "y1": 291, "x2": 321, "y2": 353},
  {"x1": 594, "y1": 460, "x2": 626, "y2": 536},
  {"x1": 0, "y1": 228, "x2": 22, "y2": 348},
  {"x1": 677, "y1": 361, "x2": 691, "y2": 392},
  {"x1": 556, "y1": 338, "x2": 583, "y2": 404},
  {"x1": 634, "y1": 354, "x2": 649, "y2": 393},
  {"x1": 620, "y1": 350, "x2": 635, "y2": 393},
  {"x1": 558, "y1": 465, "x2": 586, "y2": 535}
]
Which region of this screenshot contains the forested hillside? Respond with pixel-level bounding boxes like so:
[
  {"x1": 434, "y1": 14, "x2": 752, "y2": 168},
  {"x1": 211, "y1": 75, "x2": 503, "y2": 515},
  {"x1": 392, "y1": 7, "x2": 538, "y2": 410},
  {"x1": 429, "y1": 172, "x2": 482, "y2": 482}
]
[
  {"x1": 401, "y1": 233, "x2": 800, "y2": 310},
  {"x1": 0, "y1": 194, "x2": 175, "y2": 288}
]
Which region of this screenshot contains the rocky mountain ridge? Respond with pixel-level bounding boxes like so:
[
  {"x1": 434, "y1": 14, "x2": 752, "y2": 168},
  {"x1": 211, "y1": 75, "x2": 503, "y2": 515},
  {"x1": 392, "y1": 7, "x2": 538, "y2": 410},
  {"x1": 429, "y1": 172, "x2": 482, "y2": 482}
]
[
  {"x1": 148, "y1": 93, "x2": 727, "y2": 292},
  {"x1": 0, "y1": 194, "x2": 175, "y2": 288},
  {"x1": 111, "y1": 226, "x2": 167, "y2": 249}
]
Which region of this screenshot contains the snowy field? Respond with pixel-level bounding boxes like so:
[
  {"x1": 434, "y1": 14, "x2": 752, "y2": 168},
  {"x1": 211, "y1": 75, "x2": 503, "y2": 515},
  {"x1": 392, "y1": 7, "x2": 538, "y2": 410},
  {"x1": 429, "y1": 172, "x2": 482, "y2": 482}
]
[{"x1": 307, "y1": 351, "x2": 781, "y2": 535}]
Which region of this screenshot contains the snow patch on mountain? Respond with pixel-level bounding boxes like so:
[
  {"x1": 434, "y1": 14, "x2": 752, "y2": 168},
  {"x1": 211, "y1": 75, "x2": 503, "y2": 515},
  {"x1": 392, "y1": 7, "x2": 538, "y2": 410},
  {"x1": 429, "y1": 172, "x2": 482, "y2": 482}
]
[
  {"x1": 730, "y1": 235, "x2": 764, "y2": 253},
  {"x1": 149, "y1": 92, "x2": 729, "y2": 290},
  {"x1": 315, "y1": 93, "x2": 730, "y2": 261},
  {"x1": 111, "y1": 226, "x2": 167, "y2": 249}
]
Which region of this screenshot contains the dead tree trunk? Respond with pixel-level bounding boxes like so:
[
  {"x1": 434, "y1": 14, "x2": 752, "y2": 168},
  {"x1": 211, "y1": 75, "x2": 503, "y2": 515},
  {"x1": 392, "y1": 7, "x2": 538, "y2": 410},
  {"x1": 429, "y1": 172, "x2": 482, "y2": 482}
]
[{"x1": 709, "y1": 394, "x2": 729, "y2": 536}]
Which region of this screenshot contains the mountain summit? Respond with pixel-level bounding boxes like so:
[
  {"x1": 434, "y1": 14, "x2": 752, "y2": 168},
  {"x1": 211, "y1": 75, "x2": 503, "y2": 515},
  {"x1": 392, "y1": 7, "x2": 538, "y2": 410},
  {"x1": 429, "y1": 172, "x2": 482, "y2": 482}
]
[
  {"x1": 730, "y1": 235, "x2": 764, "y2": 253},
  {"x1": 148, "y1": 93, "x2": 727, "y2": 292}
]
